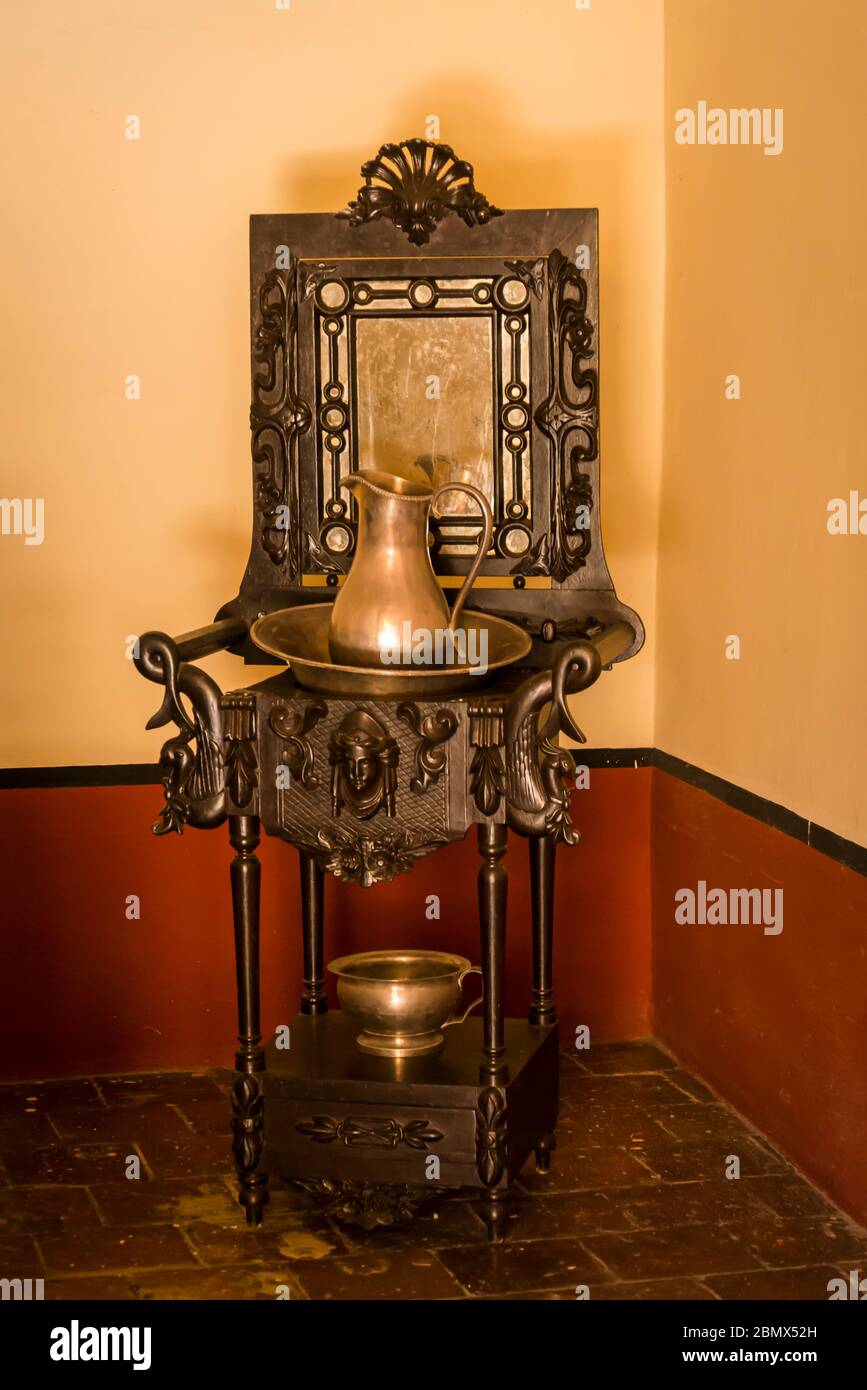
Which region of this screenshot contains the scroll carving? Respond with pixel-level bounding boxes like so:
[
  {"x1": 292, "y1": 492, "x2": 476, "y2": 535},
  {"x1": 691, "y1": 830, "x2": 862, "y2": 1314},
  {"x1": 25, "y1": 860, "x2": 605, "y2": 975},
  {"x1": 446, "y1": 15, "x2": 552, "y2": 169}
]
[
  {"x1": 270, "y1": 699, "x2": 327, "y2": 789},
  {"x1": 534, "y1": 249, "x2": 598, "y2": 581},
  {"x1": 338, "y1": 139, "x2": 502, "y2": 247},
  {"x1": 251, "y1": 262, "x2": 312, "y2": 576},
  {"x1": 396, "y1": 703, "x2": 458, "y2": 792}
]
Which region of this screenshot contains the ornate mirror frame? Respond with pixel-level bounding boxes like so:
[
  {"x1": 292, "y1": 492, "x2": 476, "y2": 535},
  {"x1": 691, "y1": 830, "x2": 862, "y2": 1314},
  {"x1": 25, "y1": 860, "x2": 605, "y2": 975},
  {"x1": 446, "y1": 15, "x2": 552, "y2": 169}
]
[{"x1": 219, "y1": 141, "x2": 643, "y2": 668}]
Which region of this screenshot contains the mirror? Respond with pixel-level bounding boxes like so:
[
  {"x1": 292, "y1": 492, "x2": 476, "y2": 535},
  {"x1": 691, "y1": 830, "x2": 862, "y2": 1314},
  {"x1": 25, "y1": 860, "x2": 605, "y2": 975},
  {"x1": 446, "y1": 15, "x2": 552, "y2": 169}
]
[{"x1": 354, "y1": 315, "x2": 494, "y2": 546}]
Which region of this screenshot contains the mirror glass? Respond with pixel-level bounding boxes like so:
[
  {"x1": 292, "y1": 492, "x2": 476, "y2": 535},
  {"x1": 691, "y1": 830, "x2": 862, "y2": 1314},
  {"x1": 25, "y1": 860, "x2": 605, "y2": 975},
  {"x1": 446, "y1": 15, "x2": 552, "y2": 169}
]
[{"x1": 354, "y1": 315, "x2": 494, "y2": 537}]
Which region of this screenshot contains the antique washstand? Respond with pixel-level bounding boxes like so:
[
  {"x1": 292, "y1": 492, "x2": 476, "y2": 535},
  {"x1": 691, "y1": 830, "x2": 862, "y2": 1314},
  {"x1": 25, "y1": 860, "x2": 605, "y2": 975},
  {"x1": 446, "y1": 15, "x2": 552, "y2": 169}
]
[{"x1": 134, "y1": 140, "x2": 644, "y2": 1241}]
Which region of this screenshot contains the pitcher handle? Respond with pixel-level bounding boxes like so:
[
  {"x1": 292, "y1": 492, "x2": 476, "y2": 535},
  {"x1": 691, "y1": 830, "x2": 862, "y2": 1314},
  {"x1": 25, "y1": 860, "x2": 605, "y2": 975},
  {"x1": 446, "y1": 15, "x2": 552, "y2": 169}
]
[
  {"x1": 442, "y1": 965, "x2": 484, "y2": 1030},
  {"x1": 430, "y1": 483, "x2": 494, "y2": 632}
]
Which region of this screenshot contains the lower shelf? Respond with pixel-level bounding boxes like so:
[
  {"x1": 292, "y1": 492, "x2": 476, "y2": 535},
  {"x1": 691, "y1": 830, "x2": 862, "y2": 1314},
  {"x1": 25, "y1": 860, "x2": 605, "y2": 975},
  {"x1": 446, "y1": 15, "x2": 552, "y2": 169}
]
[{"x1": 260, "y1": 1013, "x2": 559, "y2": 1192}]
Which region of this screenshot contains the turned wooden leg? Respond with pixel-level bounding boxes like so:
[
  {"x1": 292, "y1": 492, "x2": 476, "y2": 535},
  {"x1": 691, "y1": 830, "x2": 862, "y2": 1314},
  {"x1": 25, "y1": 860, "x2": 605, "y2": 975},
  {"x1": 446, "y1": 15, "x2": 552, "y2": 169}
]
[
  {"x1": 529, "y1": 834, "x2": 557, "y2": 1026},
  {"x1": 476, "y1": 822, "x2": 510, "y2": 1240},
  {"x1": 479, "y1": 1189, "x2": 510, "y2": 1244},
  {"x1": 299, "y1": 849, "x2": 327, "y2": 1015},
  {"x1": 477, "y1": 821, "x2": 508, "y2": 1085},
  {"x1": 229, "y1": 814, "x2": 268, "y2": 1227}
]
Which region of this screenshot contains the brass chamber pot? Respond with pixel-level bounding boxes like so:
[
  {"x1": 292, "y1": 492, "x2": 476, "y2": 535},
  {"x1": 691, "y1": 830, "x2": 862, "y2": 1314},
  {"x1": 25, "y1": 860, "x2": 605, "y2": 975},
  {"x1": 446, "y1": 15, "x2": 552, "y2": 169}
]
[{"x1": 328, "y1": 949, "x2": 483, "y2": 1058}]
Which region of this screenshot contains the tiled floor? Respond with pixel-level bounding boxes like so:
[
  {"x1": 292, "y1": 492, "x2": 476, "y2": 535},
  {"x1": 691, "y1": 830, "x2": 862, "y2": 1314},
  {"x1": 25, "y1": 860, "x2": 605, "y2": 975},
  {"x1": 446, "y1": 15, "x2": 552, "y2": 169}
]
[{"x1": 1, "y1": 1041, "x2": 864, "y2": 1300}]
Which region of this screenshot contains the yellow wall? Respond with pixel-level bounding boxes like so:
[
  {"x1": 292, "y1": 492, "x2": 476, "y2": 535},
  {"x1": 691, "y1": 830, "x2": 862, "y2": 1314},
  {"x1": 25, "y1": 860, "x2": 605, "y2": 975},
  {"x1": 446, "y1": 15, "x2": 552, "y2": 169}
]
[
  {"x1": 658, "y1": 0, "x2": 867, "y2": 844},
  {"x1": 0, "y1": 0, "x2": 664, "y2": 766},
  {"x1": 2, "y1": 0, "x2": 863, "y2": 850}
]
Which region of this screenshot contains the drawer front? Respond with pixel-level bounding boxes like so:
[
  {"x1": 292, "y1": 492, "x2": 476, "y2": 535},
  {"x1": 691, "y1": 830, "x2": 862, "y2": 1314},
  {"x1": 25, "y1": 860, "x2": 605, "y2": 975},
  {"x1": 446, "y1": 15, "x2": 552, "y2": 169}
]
[{"x1": 265, "y1": 1097, "x2": 480, "y2": 1187}]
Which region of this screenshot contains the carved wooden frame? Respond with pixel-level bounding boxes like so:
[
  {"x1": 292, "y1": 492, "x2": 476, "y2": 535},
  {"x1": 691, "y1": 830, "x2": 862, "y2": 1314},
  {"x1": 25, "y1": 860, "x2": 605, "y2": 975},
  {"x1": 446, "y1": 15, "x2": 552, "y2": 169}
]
[{"x1": 218, "y1": 143, "x2": 643, "y2": 667}]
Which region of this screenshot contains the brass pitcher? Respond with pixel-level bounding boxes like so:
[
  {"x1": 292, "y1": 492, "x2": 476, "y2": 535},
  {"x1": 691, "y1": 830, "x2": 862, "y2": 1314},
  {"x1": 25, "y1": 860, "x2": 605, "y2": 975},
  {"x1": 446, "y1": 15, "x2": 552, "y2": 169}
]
[{"x1": 328, "y1": 469, "x2": 494, "y2": 668}]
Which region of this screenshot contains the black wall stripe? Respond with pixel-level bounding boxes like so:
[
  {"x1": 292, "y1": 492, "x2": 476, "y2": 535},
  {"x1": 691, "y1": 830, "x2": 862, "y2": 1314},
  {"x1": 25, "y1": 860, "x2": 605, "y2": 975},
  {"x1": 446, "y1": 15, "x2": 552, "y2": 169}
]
[
  {"x1": 653, "y1": 750, "x2": 867, "y2": 878},
  {"x1": 0, "y1": 752, "x2": 864, "y2": 877}
]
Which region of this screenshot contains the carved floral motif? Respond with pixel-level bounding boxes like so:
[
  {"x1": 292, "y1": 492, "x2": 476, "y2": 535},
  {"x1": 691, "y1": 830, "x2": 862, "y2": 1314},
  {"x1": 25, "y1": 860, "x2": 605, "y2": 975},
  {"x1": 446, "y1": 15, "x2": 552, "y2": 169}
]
[
  {"x1": 475, "y1": 1086, "x2": 508, "y2": 1187},
  {"x1": 338, "y1": 139, "x2": 502, "y2": 247},
  {"x1": 468, "y1": 701, "x2": 506, "y2": 817},
  {"x1": 231, "y1": 1072, "x2": 264, "y2": 1175},
  {"x1": 222, "y1": 694, "x2": 258, "y2": 808},
  {"x1": 291, "y1": 1178, "x2": 442, "y2": 1231},
  {"x1": 296, "y1": 1115, "x2": 444, "y2": 1150},
  {"x1": 316, "y1": 826, "x2": 445, "y2": 888},
  {"x1": 533, "y1": 249, "x2": 599, "y2": 581}
]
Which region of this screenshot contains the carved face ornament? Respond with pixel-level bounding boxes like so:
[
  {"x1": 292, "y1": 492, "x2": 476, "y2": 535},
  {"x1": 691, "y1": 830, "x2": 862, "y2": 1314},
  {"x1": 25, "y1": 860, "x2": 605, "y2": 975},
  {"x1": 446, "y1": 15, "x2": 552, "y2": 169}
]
[{"x1": 329, "y1": 709, "x2": 398, "y2": 819}]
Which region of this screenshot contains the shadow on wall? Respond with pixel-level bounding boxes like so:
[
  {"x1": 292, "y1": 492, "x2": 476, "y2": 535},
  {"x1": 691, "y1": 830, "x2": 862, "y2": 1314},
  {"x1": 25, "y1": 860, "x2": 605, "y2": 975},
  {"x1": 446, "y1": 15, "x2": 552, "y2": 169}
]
[{"x1": 281, "y1": 80, "x2": 656, "y2": 567}]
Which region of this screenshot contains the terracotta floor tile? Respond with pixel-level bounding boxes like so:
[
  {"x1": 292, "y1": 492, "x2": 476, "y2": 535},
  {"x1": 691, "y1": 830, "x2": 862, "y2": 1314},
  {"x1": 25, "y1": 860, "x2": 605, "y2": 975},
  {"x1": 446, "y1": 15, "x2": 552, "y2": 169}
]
[
  {"x1": 39, "y1": 1223, "x2": 196, "y2": 1276},
  {"x1": 703, "y1": 1265, "x2": 844, "y2": 1300},
  {"x1": 724, "y1": 1215, "x2": 867, "y2": 1269},
  {"x1": 634, "y1": 1137, "x2": 784, "y2": 1183},
  {"x1": 132, "y1": 1266, "x2": 306, "y2": 1299},
  {"x1": 47, "y1": 1104, "x2": 191, "y2": 1145},
  {"x1": 170, "y1": 1098, "x2": 231, "y2": 1136},
  {"x1": 1, "y1": 1143, "x2": 139, "y2": 1186},
  {"x1": 590, "y1": 1276, "x2": 716, "y2": 1300},
  {"x1": 133, "y1": 1134, "x2": 234, "y2": 1180},
  {"x1": 744, "y1": 1174, "x2": 841, "y2": 1221},
  {"x1": 583, "y1": 1224, "x2": 761, "y2": 1279},
  {"x1": 556, "y1": 1106, "x2": 672, "y2": 1148},
  {"x1": 472, "y1": 1275, "x2": 713, "y2": 1300},
  {"x1": 652, "y1": 1103, "x2": 758, "y2": 1145},
  {"x1": 664, "y1": 1070, "x2": 718, "y2": 1103},
  {"x1": 184, "y1": 1215, "x2": 343, "y2": 1265},
  {"x1": 290, "y1": 1248, "x2": 463, "y2": 1300},
  {"x1": 0, "y1": 1054, "x2": 861, "y2": 1302},
  {"x1": 0, "y1": 1080, "x2": 104, "y2": 1115},
  {"x1": 88, "y1": 1177, "x2": 239, "y2": 1228},
  {"x1": 438, "y1": 1236, "x2": 608, "y2": 1296},
  {"x1": 98, "y1": 1074, "x2": 224, "y2": 1107},
  {"x1": 561, "y1": 1071, "x2": 701, "y2": 1111},
  {"x1": 573, "y1": 1041, "x2": 676, "y2": 1075},
  {"x1": 45, "y1": 1275, "x2": 137, "y2": 1300},
  {"x1": 0, "y1": 1233, "x2": 44, "y2": 1274},
  {"x1": 616, "y1": 1179, "x2": 768, "y2": 1230},
  {"x1": 518, "y1": 1143, "x2": 655, "y2": 1194},
  {"x1": 0, "y1": 1184, "x2": 100, "y2": 1234},
  {"x1": 487, "y1": 1189, "x2": 633, "y2": 1240},
  {"x1": 470, "y1": 1287, "x2": 577, "y2": 1300},
  {"x1": 0, "y1": 1111, "x2": 61, "y2": 1146}
]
